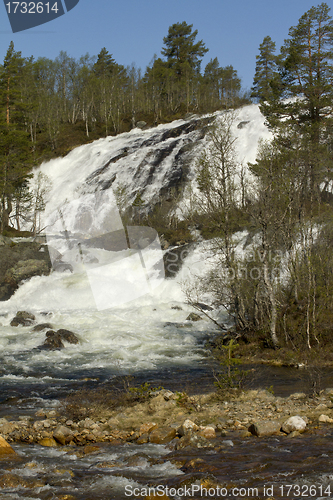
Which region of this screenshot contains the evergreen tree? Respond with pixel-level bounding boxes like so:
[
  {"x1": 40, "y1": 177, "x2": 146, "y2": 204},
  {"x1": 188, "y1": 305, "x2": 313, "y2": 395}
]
[
  {"x1": 161, "y1": 21, "x2": 208, "y2": 76},
  {"x1": 0, "y1": 42, "x2": 33, "y2": 233},
  {"x1": 251, "y1": 36, "x2": 279, "y2": 102},
  {"x1": 261, "y1": 3, "x2": 333, "y2": 130}
]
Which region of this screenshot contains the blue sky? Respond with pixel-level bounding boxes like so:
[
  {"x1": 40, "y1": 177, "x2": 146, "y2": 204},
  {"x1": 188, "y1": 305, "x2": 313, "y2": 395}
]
[{"x1": 0, "y1": 0, "x2": 329, "y2": 90}]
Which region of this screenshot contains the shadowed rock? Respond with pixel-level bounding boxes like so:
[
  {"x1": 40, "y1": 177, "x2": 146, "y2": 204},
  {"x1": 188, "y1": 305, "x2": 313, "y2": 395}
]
[
  {"x1": 10, "y1": 311, "x2": 36, "y2": 327},
  {"x1": 39, "y1": 329, "x2": 80, "y2": 350}
]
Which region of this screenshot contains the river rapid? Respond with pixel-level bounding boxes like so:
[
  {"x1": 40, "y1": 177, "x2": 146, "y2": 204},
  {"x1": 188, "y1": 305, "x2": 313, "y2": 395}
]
[{"x1": 1, "y1": 250, "x2": 333, "y2": 499}]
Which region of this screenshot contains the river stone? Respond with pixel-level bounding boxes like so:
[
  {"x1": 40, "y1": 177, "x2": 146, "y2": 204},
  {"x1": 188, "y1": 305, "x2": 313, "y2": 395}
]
[
  {"x1": 136, "y1": 433, "x2": 149, "y2": 444},
  {"x1": 175, "y1": 433, "x2": 214, "y2": 449},
  {"x1": 53, "y1": 425, "x2": 73, "y2": 445},
  {"x1": 39, "y1": 437, "x2": 58, "y2": 447},
  {"x1": 139, "y1": 422, "x2": 158, "y2": 434},
  {"x1": 177, "y1": 419, "x2": 198, "y2": 437},
  {"x1": 149, "y1": 427, "x2": 176, "y2": 444},
  {"x1": 40, "y1": 329, "x2": 79, "y2": 350},
  {"x1": 0, "y1": 436, "x2": 15, "y2": 455},
  {"x1": 288, "y1": 392, "x2": 307, "y2": 400},
  {"x1": 198, "y1": 426, "x2": 216, "y2": 439},
  {"x1": 56, "y1": 329, "x2": 79, "y2": 344},
  {"x1": 318, "y1": 414, "x2": 333, "y2": 423},
  {"x1": 42, "y1": 331, "x2": 64, "y2": 350},
  {"x1": 281, "y1": 416, "x2": 307, "y2": 434},
  {"x1": 248, "y1": 420, "x2": 281, "y2": 437},
  {"x1": 10, "y1": 311, "x2": 36, "y2": 327},
  {"x1": 32, "y1": 323, "x2": 53, "y2": 332}
]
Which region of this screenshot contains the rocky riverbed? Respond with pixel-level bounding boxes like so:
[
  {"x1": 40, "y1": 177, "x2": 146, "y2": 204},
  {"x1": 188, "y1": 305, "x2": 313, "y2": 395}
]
[
  {"x1": 1, "y1": 387, "x2": 333, "y2": 499},
  {"x1": 2, "y1": 387, "x2": 333, "y2": 448}
]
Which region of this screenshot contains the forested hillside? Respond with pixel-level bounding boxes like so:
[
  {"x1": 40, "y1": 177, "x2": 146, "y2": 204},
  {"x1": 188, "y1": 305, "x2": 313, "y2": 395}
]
[{"x1": 0, "y1": 21, "x2": 247, "y2": 236}]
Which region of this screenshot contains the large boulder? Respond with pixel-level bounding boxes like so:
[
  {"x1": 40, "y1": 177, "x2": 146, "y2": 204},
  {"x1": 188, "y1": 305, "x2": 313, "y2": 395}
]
[{"x1": 0, "y1": 241, "x2": 52, "y2": 301}]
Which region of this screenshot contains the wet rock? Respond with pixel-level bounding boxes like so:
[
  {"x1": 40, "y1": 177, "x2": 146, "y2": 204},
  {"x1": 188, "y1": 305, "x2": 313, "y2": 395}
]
[
  {"x1": 125, "y1": 453, "x2": 149, "y2": 467},
  {"x1": 248, "y1": 420, "x2": 281, "y2": 437},
  {"x1": 57, "y1": 329, "x2": 79, "y2": 344},
  {"x1": 38, "y1": 437, "x2": 58, "y2": 447},
  {"x1": 5, "y1": 259, "x2": 49, "y2": 288},
  {"x1": 83, "y1": 444, "x2": 100, "y2": 454},
  {"x1": 281, "y1": 416, "x2": 307, "y2": 434},
  {"x1": 286, "y1": 430, "x2": 301, "y2": 438},
  {"x1": 40, "y1": 329, "x2": 79, "y2": 350},
  {"x1": 10, "y1": 311, "x2": 36, "y2": 327},
  {"x1": 0, "y1": 473, "x2": 44, "y2": 488},
  {"x1": 149, "y1": 426, "x2": 177, "y2": 444},
  {"x1": 32, "y1": 322, "x2": 53, "y2": 332},
  {"x1": 237, "y1": 120, "x2": 250, "y2": 129},
  {"x1": 136, "y1": 121, "x2": 147, "y2": 129},
  {"x1": 193, "y1": 302, "x2": 213, "y2": 311},
  {"x1": 186, "y1": 313, "x2": 202, "y2": 321},
  {"x1": 53, "y1": 262, "x2": 74, "y2": 273},
  {"x1": 42, "y1": 331, "x2": 64, "y2": 350},
  {"x1": 176, "y1": 433, "x2": 214, "y2": 449},
  {"x1": 0, "y1": 436, "x2": 15, "y2": 455}
]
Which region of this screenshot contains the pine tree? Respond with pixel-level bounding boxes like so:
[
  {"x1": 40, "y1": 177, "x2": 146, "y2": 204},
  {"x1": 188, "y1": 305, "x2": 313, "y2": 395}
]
[
  {"x1": 0, "y1": 42, "x2": 33, "y2": 233},
  {"x1": 161, "y1": 21, "x2": 208, "y2": 76},
  {"x1": 160, "y1": 22, "x2": 208, "y2": 112},
  {"x1": 261, "y1": 3, "x2": 333, "y2": 130},
  {"x1": 251, "y1": 36, "x2": 279, "y2": 102}
]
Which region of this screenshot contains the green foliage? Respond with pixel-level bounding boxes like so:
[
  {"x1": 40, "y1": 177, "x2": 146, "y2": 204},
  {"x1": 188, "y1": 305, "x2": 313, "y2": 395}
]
[
  {"x1": 260, "y1": 2, "x2": 333, "y2": 131},
  {"x1": 213, "y1": 339, "x2": 249, "y2": 393},
  {"x1": 161, "y1": 21, "x2": 208, "y2": 74},
  {"x1": 128, "y1": 382, "x2": 164, "y2": 401},
  {"x1": 175, "y1": 391, "x2": 197, "y2": 412},
  {"x1": 251, "y1": 36, "x2": 279, "y2": 102}
]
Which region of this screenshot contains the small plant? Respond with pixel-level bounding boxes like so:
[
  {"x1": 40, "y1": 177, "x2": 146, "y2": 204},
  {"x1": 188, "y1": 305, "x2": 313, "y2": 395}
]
[
  {"x1": 266, "y1": 385, "x2": 275, "y2": 395},
  {"x1": 175, "y1": 391, "x2": 197, "y2": 412},
  {"x1": 213, "y1": 338, "x2": 249, "y2": 394},
  {"x1": 128, "y1": 382, "x2": 164, "y2": 401}
]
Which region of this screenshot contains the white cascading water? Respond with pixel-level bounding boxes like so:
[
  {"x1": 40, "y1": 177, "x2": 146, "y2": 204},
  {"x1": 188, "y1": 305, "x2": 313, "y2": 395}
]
[{"x1": 0, "y1": 104, "x2": 271, "y2": 389}]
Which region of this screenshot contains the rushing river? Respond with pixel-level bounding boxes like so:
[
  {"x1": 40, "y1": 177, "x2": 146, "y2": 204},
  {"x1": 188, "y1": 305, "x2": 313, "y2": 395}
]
[{"x1": 1, "y1": 259, "x2": 333, "y2": 499}]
